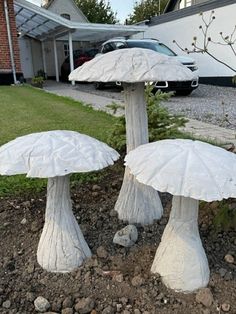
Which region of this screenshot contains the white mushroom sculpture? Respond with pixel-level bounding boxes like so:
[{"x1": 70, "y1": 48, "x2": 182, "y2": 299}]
[
  {"x1": 0, "y1": 130, "x2": 119, "y2": 272},
  {"x1": 69, "y1": 48, "x2": 195, "y2": 225},
  {"x1": 125, "y1": 139, "x2": 236, "y2": 292}
]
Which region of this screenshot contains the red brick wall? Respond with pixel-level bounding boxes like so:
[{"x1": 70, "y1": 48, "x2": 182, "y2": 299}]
[{"x1": 0, "y1": 0, "x2": 21, "y2": 72}]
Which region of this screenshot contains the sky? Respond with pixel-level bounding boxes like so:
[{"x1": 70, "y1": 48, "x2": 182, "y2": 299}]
[{"x1": 28, "y1": 0, "x2": 136, "y2": 23}]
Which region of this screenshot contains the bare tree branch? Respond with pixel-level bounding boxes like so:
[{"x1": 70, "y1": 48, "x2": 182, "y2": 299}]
[{"x1": 173, "y1": 11, "x2": 236, "y2": 74}]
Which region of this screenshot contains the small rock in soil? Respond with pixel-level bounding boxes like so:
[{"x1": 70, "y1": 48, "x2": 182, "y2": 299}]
[
  {"x1": 219, "y1": 268, "x2": 227, "y2": 277},
  {"x1": 112, "y1": 273, "x2": 124, "y2": 283},
  {"x1": 20, "y1": 217, "x2": 27, "y2": 225},
  {"x1": 62, "y1": 296, "x2": 74, "y2": 309},
  {"x1": 74, "y1": 297, "x2": 94, "y2": 314},
  {"x1": 196, "y1": 288, "x2": 214, "y2": 307},
  {"x1": 224, "y1": 271, "x2": 233, "y2": 281},
  {"x1": 110, "y1": 209, "x2": 117, "y2": 217},
  {"x1": 51, "y1": 300, "x2": 62, "y2": 312},
  {"x1": 34, "y1": 296, "x2": 50, "y2": 312},
  {"x1": 102, "y1": 305, "x2": 115, "y2": 314},
  {"x1": 96, "y1": 246, "x2": 108, "y2": 259},
  {"x1": 113, "y1": 225, "x2": 138, "y2": 247},
  {"x1": 2, "y1": 300, "x2": 11, "y2": 309},
  {"x1": 116, "y1": 303, "x2": 123, "y2": 311},
  {"x1": 221, "y1": 303, "x2": 231, "y2": 312},
  {"x1": 92, "y1": 184, "x2": 101, "y2": 191},
  {"x1": 61, "y1": 308, "x2": 73, "y2": 314},
  {"x1": 224, "y1": 254, "x2": 234, "y2": 264},
  {"x1": 131, "y1": 275, "x2": 144, "y2": 287},
  {"x1": 31, "y1": 221, "x2": 41, "y2": 233},
  {"x1": 26, "y1": 292, "x2": 35, "y2": 302}
]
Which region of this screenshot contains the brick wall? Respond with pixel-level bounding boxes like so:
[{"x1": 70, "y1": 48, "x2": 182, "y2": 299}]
[{"x1": 0, "y1": 0, "x2": 21, "y2": 73}]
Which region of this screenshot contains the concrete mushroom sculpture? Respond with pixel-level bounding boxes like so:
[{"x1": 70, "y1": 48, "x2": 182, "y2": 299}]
[
  {"x1": 125, "y1": 139, "x2": 236, "y2": 292},
  {"x1": 0, "y1": 130, "x2": 119, "y2": 272},
  {"x1": 69, "y1": 48, "x2": 195, "y2": 225}
]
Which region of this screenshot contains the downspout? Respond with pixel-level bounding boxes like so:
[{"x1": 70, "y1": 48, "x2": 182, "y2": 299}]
[{"x1": 4, "y1": 0, "x2": 17, "y2": 84}]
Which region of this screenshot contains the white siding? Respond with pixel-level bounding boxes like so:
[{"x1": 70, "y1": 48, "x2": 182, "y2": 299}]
[
  {"x1": 31, "y1": 39, "x2": 44, "y2": 76},
  {"x1": 46, "y1": 0, "x2": 88, "y2": 22}
]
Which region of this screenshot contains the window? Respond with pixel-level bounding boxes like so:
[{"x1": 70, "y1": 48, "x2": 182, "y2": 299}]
[
  {"x1": 63, "y1": 43, "x2": 69, "y2": 57},
  {"x1": 179, "y1": 0, "x2": 192, "y2": 9},
  {"x1": 114, "y1": 42, "x2": 127, "y2": 49},
  {"x1": 61, "y1": 13, "x2": 70, "y2": 20},
  {"x1": 102, "y1": 43, "x2": 116, "y2": 53}
]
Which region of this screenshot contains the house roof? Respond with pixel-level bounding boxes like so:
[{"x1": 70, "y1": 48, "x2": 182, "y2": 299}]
[
  {"x1": 14, "y1": 0, "x2": 147, "y2": 42},
  {"x1": 42, "y1": 0, "x2": 56, "y2": 9},
  {"x1": 151, "y1": 0, "x2": 236, "y2": 26},
  {"x1": 42, "y1": 0, "x2": 89, "y2": 23}
]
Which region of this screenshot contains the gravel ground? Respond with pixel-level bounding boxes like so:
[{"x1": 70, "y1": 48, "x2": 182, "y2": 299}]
[
  {"x1": 0, "y1": 163, "x2": 236, "y2": 314},
  {"x1": 76, "y1": 83, "x2": 236, "y2": 129}
]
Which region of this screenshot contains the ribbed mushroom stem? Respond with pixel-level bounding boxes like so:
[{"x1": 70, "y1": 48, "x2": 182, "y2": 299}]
[
  {"x1": 115, "y1": 83, "x2": 163, "y2": 225},
  {"x1": 37, "y1": 175, "x2": 91, "y2": 272},
  {"x1": 151, "y1": 196, "x2": 210, "y2": 292}
]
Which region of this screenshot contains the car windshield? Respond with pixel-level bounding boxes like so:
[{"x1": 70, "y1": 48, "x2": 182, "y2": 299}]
[{"x1": 127, "y1": 41, "x2": 176, "y2": 56}]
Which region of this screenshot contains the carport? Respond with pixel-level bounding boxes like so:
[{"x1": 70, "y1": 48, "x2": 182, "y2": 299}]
[{"x1": 14, "y1": 0, "x2": 147, "y2": 84}]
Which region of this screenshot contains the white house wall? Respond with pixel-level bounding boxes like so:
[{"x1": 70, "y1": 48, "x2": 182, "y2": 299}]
[
  {"x1": 46, "y1": 0, "x2": 88, "y2": 22},
  {"x1": 141, "y1": 3, "x2": 236, "y2": 78},
  {"x1": 31, "y1": 39, "x2": 44, "y2": 76},
  {"x1": 19, "y1": 37, "x2": 34, "y2": 79}
]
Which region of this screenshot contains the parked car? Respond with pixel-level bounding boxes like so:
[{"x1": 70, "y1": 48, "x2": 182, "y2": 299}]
[
  {"x1": 95, "y1": 38, "x2": 199, "y2": 95},
  {"x1": 61, "y1": 48, "x2": 99, "y2": 81}
]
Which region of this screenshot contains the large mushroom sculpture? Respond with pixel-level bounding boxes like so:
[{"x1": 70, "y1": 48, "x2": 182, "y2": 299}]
[
  {"x1": 125, "y1": 139, "x2": 236, "y2": 292},
  {"x1": 69, "y1": 48, "x2": 195, "y2": 225},
  {"x1": 0, "y1": 130, "x2": 119, "y2": 272}
]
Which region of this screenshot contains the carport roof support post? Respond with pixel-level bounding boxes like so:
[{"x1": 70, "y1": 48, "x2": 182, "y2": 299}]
[
  {"x1": 53, "y1": 38, "x2": 59, "y2": 82},
  {"x1": 68, "y1": 31, "x2": 75, "y2": 86}
]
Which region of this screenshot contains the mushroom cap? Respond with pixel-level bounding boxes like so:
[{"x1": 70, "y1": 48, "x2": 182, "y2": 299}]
[
  {"x1": 0, "y1": 130, "x2": 119, "y2": 178},
  {"x1": 125, "y1": 139, "x2": 236, "y2": 202},
  {"x1": 69, "y1": 48, "x2": 195, "y2": 83}
]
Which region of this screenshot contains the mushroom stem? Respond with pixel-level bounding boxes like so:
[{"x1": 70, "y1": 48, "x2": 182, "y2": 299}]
[
  {"x1": 151, "y1": 196, "x2": 210, "y2": 292},
  {"x1": 37, "y1": 175, "x2": 91, "y2": 272},
  {"x1": 115, "y1": 82, "x2": 163, "y2": 225}
]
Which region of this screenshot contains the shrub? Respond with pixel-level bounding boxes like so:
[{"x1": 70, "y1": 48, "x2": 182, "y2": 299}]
[
  {"x1": 31, "y1": 76, "x2": 45, "y2": 88},
  {"x1": 107, "y1": 85, "x2": 188, "y2": 152}
]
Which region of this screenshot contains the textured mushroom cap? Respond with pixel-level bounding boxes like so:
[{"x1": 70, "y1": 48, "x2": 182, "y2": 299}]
[
  {"x1": 125, "y1": 139, "x2": 236, "y2": 202},
  {"x1": 69, "y1": 48, "x2": 195, "y2": 83},
  {"x1": 0, "y1": 130, "x2": 119, "y2": 178}
]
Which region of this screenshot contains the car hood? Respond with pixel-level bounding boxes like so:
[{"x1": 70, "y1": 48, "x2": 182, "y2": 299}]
[{"x1": 173, "y1": 55, "x2": 196, "y2": 64}]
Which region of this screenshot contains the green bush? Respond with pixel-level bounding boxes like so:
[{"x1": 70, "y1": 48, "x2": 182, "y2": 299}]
[
  {"x1": 107, "y1": 85, "x2": 188, "y2": 152},
  {"x1": 31, "y1": 76, "x2": 45, "y2": 88}
]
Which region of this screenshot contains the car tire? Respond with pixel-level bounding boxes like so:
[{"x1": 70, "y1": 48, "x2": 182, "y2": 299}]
[{"x1": 61, "y1": 68, "x2": 69, "y2": 82}]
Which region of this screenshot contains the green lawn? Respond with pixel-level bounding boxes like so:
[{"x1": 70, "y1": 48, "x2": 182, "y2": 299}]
[
  {"x1": 0, "y1": 85, "x2": 116, "y2": 196},
  {"x1": 0, "y1": 85, "x2": 115, "y2": 145}
]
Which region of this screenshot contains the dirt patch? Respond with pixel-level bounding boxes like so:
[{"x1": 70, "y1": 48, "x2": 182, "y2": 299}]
[{"x1": 0, "y1": 163, "x2": 235, "y2": 314}]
